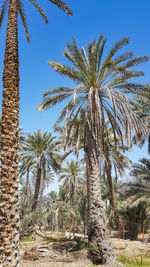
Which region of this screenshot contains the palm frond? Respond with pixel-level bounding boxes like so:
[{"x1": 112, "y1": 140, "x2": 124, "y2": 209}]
[
  {"x1": 0, "y1": 0, "x2": 8, "y2": 28},
  {"x1": 38, "y1": 92, "x2": 72, "y2": 110},
  {"x1": 125, "y1": 56, "x2": 148, "y2": 68},
  {"x1": 29, "y1": 0, "x2": 48, "y2": 24},
  {"x1": 49, "y1": 0, "x2": 73, "y2": 16},
  {"x1": 18, "y1": 0, "x2": 30, "y2": 42},
  {"x1": 48, "y1": 61, "x2": 85, "y2": 83},
  {"x1": 43, "y1": 87, "x2": 73, "y2": 97},
  {"x1": 106, "y1": 37, "x2": 129, "y2": 61},
  {"x1": 114, "y1": 52, "x2": 133, "y2": 64}
]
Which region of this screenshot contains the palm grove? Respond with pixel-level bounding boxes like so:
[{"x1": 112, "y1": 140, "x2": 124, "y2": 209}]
[{"x1": 0, "y1": 1, "x2": 149, "y2": 267}]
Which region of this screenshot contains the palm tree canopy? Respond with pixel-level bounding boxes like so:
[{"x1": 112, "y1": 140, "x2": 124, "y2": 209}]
[
  {"x1": 133, "y1": 85, "x2": 150, "y2": 153},
  {"x1": 20, "y1": 130, "x2": 63, "y2": 173},
  {"x1": 0, "y1": 0, "x2": 73, "y2": 42},
  {"x1": 123, "y1": 158, "x2": 150, "y2": 202},
  {"x1": 39, "y1": 35, "x2": 148, "y2": 149},
  {"x1": 59, "y1": 159, "x2": 83, "y2": 185}
]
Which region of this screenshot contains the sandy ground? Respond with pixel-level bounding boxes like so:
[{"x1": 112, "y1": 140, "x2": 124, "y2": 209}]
[{"x1": 21, "y1": 232, "x2": 150, "y2": 267}]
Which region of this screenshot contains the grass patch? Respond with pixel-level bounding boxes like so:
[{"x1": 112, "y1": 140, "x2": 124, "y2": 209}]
[
  {"x1": 72, "y1": 238, "x2": 98, "y2": 251},
  {"x1": 20, "y1": 236, "x2": 34, "y2": 242},
  {"x1": 44, "y1": 237, "x2": 68, "y2": 243},
  {"x1": 20, "y1": 246, "x2": 28, "y2": 251},
  {"x1": 72, "y1": 239, "x2": 89, "y2": 250},
  {"x1": 44, "y1": 236, "x2": 98, "y2": 252},
  {"x1": 117, "y1": 255, "x2": 150, "y2": 266}
]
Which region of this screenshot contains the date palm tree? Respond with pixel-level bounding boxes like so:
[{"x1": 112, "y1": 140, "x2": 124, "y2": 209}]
[
  {"x1": 59, "y1": 160, "x2": 83, "y2": 208},
  {"x1": 121, "y1": 158, "x2": 150, "y2": 240},
  {"x1": 125, "y1": 158, "x2": 150, "y2": 198},
  {"x1": 20, "y1": 130, "x2": 62, "y2": 210},
  {"x1": 39, "y1": 36, "x2": 147, "y2": 265},
  {"x1": 133, "y1": 85, "x2": 150, "y2": 153},
  {"x1": 0, "y1": 1, "x2": 72, "y2": 266},
  {"x1": 101, "y1": 125, "x2": 131, "y2": 234}
]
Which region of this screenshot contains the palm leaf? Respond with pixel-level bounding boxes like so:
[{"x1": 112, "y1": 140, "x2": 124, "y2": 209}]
[
  {"x1": 0, "y1": 0, "x2": 8, "y2": 28},
  {"x1": 49, "y1": 0, "x2": 73, "y2": 16},
  {"x1": 29, "y1": 0, "x2": 48, "y2": 24},
  {"x1": 18, "y1": 0, "x2": 30, "y2": 42}
]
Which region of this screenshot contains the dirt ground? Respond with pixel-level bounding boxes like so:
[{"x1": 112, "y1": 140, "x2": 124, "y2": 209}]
[{"x1": 21, "y1": 232, "x2": 150, "y2": 267}]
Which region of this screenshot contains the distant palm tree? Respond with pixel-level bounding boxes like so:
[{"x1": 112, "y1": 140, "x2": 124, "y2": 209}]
[
  {"x1": 39, "y1": 36, "x2": 147, "y2": 265},
  {"x1": 0, "y1": 1, "x2": 72, "y2": 265},
  {"x1": 21, "y1": 130, "x2": 62, "y2": 210},
  {"x1": 133, "y1": 85, "x2": 150, "y2": 153},
  {"x1": 126, "y1": 158, "x2": 150, "y2": 198},
  {"x1": 59, "y1": 160, "x2": 83, "y2": 208},
  {"x1": 102, "y1": 126, "x2": 131, "y2": 232}
]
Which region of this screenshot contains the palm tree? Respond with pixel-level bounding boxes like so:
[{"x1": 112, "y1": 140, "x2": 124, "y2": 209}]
[
  {"x1": 102, "y1": 126, "x2": 131, "y2": 233},
  {"x1": 20, "y1": 130, "x2": 62, "y2": 210},
  {"x1": 125, "y1": 158, "x2": 150, "y2": 198},
  {"x1": 59, "y1": 159, "x2": 83, "y2": 235},
  {"x1": 59, "y1": 159, "x2": 83, "y2": 208},
  {"x1": 0, "y1": 1, "x2": 72, "y2": 265},
  {"x1": 133, "y1": 85, "x2": 150, "y2": 153},
  {"x1": 39, "y1": 36, "x2": 147, "y2": 265},
  {"x1": 121, "y1": 158, "x2": 150, "y2": 239},
  {"x1": 75, "y1": 176, "x2": 87, "y2": 236}
]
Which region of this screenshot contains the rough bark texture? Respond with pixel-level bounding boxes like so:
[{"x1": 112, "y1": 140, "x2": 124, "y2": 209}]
[
  {"x1": 70, "y1": 175, "x2": 75, "y2": 208},
  {"x1": 0, "y1": 0, "x2": 20, "y2": 266},
  {"x1": 32, "y1": 157, "x2": 42, "y2": 211},
  {"x1": 86, "y1": 125, "x2": 121, "y2": 265},
  {"x1": 105, "y1": 152, "x2": 122, "y2": 233},
  {"x1": 24, "y1": 167, "x2": 30, "y2": 198}
]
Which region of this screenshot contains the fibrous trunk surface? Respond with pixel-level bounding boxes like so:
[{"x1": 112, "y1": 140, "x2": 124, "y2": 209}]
[
  {"x1": 105, "y1": 151, "x2": 122, "y2": 234},
  {"x1": 32, "y1": 157, "x2": 42, "y2": 211},
  {"x1": 86, "y1": 124, "x2": 119, "y2": 265},
  {"x1": 0, "y1": 0, "x2": 20, "y2": 266}
]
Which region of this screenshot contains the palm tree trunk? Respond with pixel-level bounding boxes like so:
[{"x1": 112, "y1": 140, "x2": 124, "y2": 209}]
[
  {"x1": 32, "y1": 157, "x2": 42, "y2": 211},
  {"x1": 24, "y1": 167, "x2": 30, "y2": 198},
  {"x1": 39, "y1": 159, "x2": 46, "y2": 203},
  {"x1": 0, "y1": 0, "x2": 20, "y2": 266},
  {"x1": 39, "y1": 179, "x2": 45, "y2": 203},
  {"x1": 86, "y1": 125, "x2": 118, "y2": 265},
  {"x1": 70, "y1": 183, "x2": 73, "y2": 208},
  {"x1": 105, "y1": 152, "x2": 122, "y2": 235}
]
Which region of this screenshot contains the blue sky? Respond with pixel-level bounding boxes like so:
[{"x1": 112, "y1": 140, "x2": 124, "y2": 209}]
[{"x1": 0, "y1": 0, "x2": 150, "y2": 190}]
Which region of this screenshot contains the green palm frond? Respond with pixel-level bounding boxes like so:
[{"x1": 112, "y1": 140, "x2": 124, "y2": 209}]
[
  {"x1": 49, "y1": 0, "x2": 73, "y2": 16},
  {"x1": 43, "y1": 87, "x2": 73, "y2": 97},
  {"x1": 29, "y1": 0, "x2": 48, "y2": 23},
  {"x1": 125, "y1": 56, "x2": 148, "y2": 68},
  {"x1": 38, "y1": 91, "x2": 72, "y2": 111},
  {"x1": 97, "y1": 38, "x2": 107, "y2": 70},
  {"x1": 0, "y1": 0, "x2": 8, "y2": 28},
  {"x1": 48, "y1": 61, "x2": 85, "y2": 83},
  {"x1": 105, "y1": 37, "x2": 129, "y2": 62},
  {"x1": 39, "y1": 35, "x2": 147, "y2": 155},
  {"x1": 124, "y1": 158, "x2": 150, "y2": 200},
  {"x1": 18, "y1": 0, "x2": 30, "y2": 42},
  {"x1": 65, "y1": 38, "x2": 89, "y2": 78},
  {"x1": 114, "y1": 52, "x2": 133, "y2": 64}
]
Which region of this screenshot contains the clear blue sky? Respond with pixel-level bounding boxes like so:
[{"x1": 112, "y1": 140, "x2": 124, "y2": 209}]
[{"x1": 0, "y1": 0, "x2": 150, "y2": 189}]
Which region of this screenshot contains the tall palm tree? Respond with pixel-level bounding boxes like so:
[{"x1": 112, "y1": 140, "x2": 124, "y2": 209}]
[
  {"x1": 0, "y1": 1, "x2": 72, "y2": 265},
  {"x1": 56, "y1": 114, "x2": 130, "y2": 232},
  {"x1": 39, "y1": 36, "x2": 147, "y2": 265}
]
